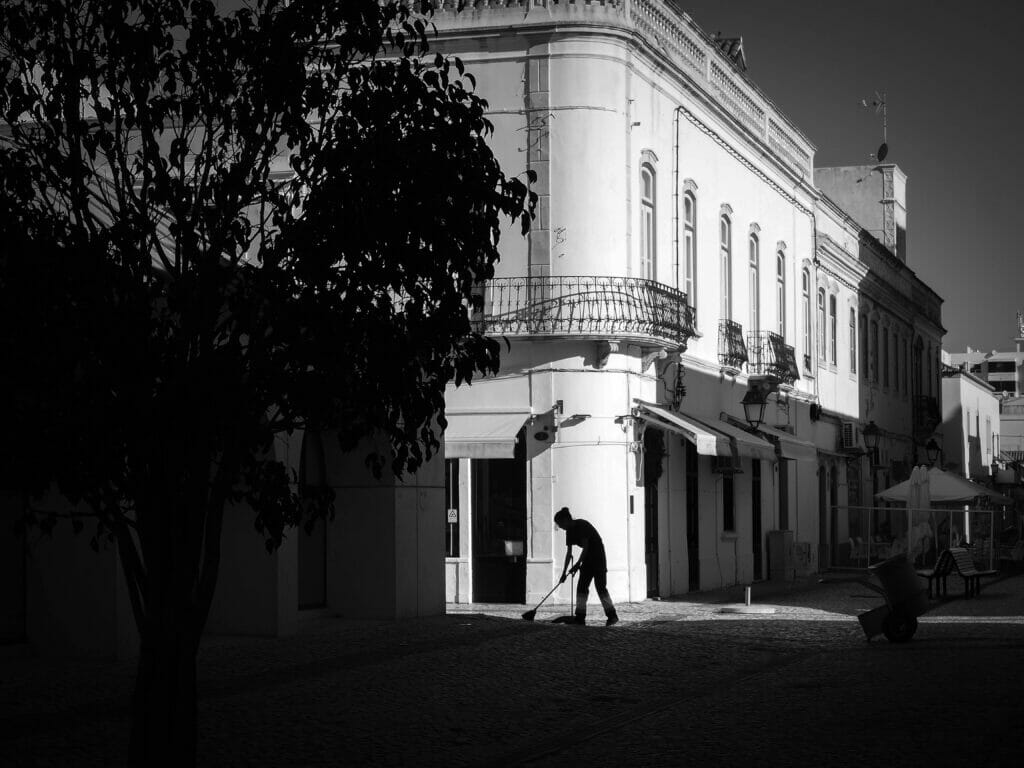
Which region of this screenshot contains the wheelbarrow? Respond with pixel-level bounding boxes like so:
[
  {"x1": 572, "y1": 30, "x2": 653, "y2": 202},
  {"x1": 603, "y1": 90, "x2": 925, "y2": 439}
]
[{"x1": 822, "y1": 554, "x2": 931, "y2": 643}]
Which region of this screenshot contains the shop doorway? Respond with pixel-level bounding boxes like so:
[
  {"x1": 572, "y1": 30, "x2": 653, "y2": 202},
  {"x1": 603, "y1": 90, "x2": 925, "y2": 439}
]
[
  {"x1": 297, "y1": 431, "x2": 327, "y2": 609},
  {"x1": 643, "y1": 428, "x2": 665, "y2": 598},
  {"x1": 751, "y1": 460, "x2": 763, "y2": 580},
  {"x1": 0, "y1": 493, "x2": 25, "y2": 643},
  {"x1": 818, "y1": 465, "x2": 829, "y2": 571},
  {"x1": 471, "y1": 431, "x2": 527, "y2": 603},
  {"x1": 685, "y1": 441, "x2": 700, "y2": 591}
]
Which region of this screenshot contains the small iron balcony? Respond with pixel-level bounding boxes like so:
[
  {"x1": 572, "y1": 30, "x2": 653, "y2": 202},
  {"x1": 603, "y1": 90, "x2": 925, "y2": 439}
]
[
  {"x1": 747, "y1": 330, "x2": 800, "y2": 384},
  {"x1": 471, "y1": 276, "x2": 696, "y2": 349},
  {"x1": 718, "y1": 319, "x2": 748, "y2": 370}
]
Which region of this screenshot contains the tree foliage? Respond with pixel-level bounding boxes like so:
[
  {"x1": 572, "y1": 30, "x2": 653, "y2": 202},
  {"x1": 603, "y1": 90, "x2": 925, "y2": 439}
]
[{"x1": 0, "y1": 0, "x2": 533, "y2": 763}]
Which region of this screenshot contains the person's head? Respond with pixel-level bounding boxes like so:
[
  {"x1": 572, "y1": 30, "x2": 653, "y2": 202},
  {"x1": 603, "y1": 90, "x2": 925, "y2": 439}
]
[{"x1": 554, "y1": 507, "x2": 572, "y2": 530}]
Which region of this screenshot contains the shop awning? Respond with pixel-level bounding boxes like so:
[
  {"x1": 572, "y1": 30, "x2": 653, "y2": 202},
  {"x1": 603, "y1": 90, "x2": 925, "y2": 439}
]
[
  {"x1": 706, "y1": 416, "x2": 778, "y2": 462},
  {"x1": 443, "y1": 411, "x2": 531, "y2": 459},
  {"x1": 755, "y1": 423, "x2": 818, "y2": 462},
  {"x1": 633, "y1": 401, "x2": 734, "y2": 458}
]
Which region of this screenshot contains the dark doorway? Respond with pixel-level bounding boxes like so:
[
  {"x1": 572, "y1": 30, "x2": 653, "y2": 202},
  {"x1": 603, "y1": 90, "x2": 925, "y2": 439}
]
[
  {"x1": 472, "y1": 432, "x2": 527, "y2": 603},
  {"x1": 829, "y1": 465, "x2": 839, "y2": 570},
  {"x1": 778, "y1": 462, "x2": 789, "y2": 530},
  {"x1": 818, "y1": 465, "x2": 828, "y2": 572},
  {"x1": 298, "y1": 431, "x2": 327, "y2": 609},
  {"x1": 751, "y1": 460, "x2": 763, "y2": 580},
  {"x1": 685, "y1": 440, "x2": 700, "y2": 591},
  {"x1": 298, "y1": 518, "x2": 327, "y2": 609},
  {"x1": 0, "y1": 493, "x2": 26, "y2": 643},
  {"x1": 643, "y1": 428, "x2": 665, "y2": 598}
]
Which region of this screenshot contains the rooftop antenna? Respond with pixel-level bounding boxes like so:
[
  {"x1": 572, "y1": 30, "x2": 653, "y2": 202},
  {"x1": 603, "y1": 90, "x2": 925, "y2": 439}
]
[{"x1": 860, "y1": 91, "x2": 888, "y2": 162}]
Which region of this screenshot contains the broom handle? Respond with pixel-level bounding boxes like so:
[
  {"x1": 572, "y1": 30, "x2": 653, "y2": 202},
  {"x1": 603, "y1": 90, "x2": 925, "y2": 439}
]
[{"x1": 570, "y1": 555, "x2": 575, "y2": 614}]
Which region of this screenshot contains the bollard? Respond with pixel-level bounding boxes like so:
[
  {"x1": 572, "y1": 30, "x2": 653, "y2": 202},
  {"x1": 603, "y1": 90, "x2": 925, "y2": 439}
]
[{"x1": 744, "y1": 585, "x2": 752, "y2": 606}]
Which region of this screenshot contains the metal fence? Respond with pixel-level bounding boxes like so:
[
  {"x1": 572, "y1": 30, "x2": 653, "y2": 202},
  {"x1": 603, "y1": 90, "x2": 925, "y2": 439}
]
[{"x1": 833, "y1": 505, "x2": 1007, "y2": 572}]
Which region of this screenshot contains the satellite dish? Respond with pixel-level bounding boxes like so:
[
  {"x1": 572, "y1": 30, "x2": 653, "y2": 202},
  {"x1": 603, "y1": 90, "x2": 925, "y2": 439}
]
[{"x1": 876, "y1": 142, "x2": 888, "y2": 162}]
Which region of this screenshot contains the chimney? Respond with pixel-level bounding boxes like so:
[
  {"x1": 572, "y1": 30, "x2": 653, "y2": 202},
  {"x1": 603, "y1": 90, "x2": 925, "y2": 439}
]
[{"x1": 814, "y1": 164, "x2": 908, "y2": 263}]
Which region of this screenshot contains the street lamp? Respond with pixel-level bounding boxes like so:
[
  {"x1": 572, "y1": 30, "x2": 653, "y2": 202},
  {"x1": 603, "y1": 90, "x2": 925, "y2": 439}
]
[
  {"x1": 741, "y1": 387, "x2": 768, "y2": 430},
  {"x1": 925, "y1": 438, "x2": 940, "y2": 466},
  {"x1": 862, "y1": 421, "x2": 880, "y2": 465},
  {"x1": 862, "y1": 420, "x2": 881, "y2": 499}
]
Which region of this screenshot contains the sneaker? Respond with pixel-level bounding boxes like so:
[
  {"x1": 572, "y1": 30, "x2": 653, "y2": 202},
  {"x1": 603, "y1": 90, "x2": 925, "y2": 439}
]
[{"x1": 605, "y1": 613, "x2": 619, "y2": 627}]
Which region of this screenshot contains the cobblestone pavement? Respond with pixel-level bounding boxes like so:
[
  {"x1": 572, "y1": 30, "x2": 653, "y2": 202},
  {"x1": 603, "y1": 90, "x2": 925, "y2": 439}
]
[{"x1": 2, "y1": 573, "x2": 1023, "y2": 767}]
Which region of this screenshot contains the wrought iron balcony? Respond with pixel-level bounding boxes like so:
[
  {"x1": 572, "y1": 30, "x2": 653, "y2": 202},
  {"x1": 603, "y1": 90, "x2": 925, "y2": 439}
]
[
  {"x1": 718, "y1": 319, "x2": 748, "y2": 370},
  {"x1": 471, "y1": 276, "x2": 696, "y2": 348},
  {"x1": 912, "y1": 395, "x2": 941, "y2": 440},
  {"x1": 747, "y1": 330, "x2": 800, "y2": 384}
]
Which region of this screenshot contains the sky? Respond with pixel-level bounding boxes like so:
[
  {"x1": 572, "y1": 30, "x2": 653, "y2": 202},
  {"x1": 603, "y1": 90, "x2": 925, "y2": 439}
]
[{"x1": 676, "y1": 0, "x2": 1023, "y2": 353}]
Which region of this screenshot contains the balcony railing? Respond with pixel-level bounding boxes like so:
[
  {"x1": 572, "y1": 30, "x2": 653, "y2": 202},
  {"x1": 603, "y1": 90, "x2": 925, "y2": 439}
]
[
  {"x1": 718, "y1": 319, "x2": 748, "y2": 369},
  {"x1": 940, "y1": 361, "x2": 963, "y2": 378},
  {"x1": 472, "y1": 276, "x2": 696, "y2": 348},
  {"x1": 747, "y1": 330, "x2": 800, "y2": 384}
]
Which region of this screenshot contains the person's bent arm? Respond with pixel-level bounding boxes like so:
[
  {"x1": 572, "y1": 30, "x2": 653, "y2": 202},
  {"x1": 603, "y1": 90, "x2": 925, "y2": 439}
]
[
  {"x1": 573, "y1": 536, "x2": 590, "y2": 574},
  {"x1": 559, "y1": 549, "x2": 573, "y2": 583}
]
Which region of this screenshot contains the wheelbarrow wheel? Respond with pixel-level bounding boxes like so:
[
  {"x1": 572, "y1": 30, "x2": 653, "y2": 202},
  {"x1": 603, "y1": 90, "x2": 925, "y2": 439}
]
[{"x1": 882, "y1": 611, "x2": 918, "y2": 643}]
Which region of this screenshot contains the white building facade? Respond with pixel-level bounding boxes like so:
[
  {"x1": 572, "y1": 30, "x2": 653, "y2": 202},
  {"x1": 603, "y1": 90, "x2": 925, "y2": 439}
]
[
  {"x1": 434, "y1": 0, "x2": 945, "y2": 606},
  {"x1": 940, "y1": 365, "x2": 1001, "y2": 481}
]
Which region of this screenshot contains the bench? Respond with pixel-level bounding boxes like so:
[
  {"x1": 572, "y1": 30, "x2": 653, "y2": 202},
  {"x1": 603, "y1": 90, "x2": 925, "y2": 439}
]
[{"x1": 916, "y1": 547, "x2": 998, "y2": 598}]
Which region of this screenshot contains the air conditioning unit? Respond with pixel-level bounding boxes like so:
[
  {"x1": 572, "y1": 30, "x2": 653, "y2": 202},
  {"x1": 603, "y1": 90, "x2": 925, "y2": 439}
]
[
  {"x1": 711, "y1": 455, "x2": 742, "y2": 474},
  {"x1": 840, "y1": 421, "x2": 858, "y2": 451}
]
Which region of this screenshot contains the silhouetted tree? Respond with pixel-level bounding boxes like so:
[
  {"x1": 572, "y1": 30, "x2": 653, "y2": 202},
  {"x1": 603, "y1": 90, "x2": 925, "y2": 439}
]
[{"x1": 0, "y1": 1, "x2": 534, "y2": 763}]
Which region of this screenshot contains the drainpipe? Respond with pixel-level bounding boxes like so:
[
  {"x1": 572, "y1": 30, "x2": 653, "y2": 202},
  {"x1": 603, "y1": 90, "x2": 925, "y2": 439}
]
[{"x1": 672, "y1": 106, "x2": 683, "y2": 291}]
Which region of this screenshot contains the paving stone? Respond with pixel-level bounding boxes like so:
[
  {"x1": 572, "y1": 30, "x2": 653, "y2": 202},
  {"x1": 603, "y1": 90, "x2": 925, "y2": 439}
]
[{"x1": 2, "y1": 574, "x2": 1022, "y2": 766}]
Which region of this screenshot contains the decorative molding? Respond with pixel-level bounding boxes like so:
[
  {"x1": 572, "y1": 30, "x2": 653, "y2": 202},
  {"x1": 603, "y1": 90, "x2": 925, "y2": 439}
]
[
  {"x1": 641, "y1": 148, "x2": 659, "y2": 165},
  {"x1": 749, "y1": 222, "x2": 761, "y2": 235},
  {"x1": 682, "y1": 178, "x2": 699, "y2": 193},
  {"x1": 675, "y1": 105, "x2": 814, "y2": 218},
  {"x1": 720, "y1": 202, "x2": 733, "y2": 217},
  {"x1": 776, "y1": 240, "x2": 787, "y2": 252}
]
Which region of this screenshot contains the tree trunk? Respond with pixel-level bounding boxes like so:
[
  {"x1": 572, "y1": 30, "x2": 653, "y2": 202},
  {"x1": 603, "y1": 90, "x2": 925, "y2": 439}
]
[{"x1": 129, "y1": 624, "x2": 199, "y2": 767}]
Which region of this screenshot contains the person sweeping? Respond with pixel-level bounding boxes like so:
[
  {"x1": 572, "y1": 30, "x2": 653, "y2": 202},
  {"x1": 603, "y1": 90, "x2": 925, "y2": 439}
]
[{"x1": 555, "y1": 506, "x2": 619, "y2": 626}]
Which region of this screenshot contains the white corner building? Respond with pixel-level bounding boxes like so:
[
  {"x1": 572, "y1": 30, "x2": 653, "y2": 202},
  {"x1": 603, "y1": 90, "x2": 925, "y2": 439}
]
[{"x1": 433, "y1": 0, "x2": 945, "y2": 606}]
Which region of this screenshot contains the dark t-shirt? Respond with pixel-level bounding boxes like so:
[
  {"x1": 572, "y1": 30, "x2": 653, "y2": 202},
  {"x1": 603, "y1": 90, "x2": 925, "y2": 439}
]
[{"x1": 566, "y1": 519, "x2": 607, "y2": 573}]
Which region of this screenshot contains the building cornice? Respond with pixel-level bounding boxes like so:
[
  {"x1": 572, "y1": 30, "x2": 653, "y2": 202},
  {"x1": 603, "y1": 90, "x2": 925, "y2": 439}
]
[{"x1": 431, "y1": 0, "x2": 817, "y2": 182}]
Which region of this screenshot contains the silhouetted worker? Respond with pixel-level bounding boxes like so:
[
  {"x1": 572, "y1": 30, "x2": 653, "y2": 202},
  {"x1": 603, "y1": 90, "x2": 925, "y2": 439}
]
[{"x1": 555, "y1": 506, "x2": 618, "y2": 626}]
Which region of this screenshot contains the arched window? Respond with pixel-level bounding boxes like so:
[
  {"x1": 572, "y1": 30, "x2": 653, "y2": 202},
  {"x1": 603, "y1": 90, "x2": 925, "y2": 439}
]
[
  {"x1": 748, "y1": 233, "x2": 760, "y2": 333},
  {"x1": 816, "y1": 288, "x2": 826, "y2": 360},
  {"x1": 640, "y1": 164, "x2": 656, "y2": 280},
  {"x1": 913, "y1": 337, "x2": 924, "y2": 396},
  {"x1": 883, "y1": 328, "x2": 890, "y2": 387},
  {"x1": 860, "y1": 313, "x2": 869, "y2": 374},
  {"x1": 801, "y1": 269, "x2": 811, "y2": 363},
  {"x1": 902, "y1": 337, "x2": 909, "y2": 394},
  {"x1": 828, "y1": 295, "x2": 837, "y2": 366},
  {"x1": 893, "y1": 332, "x2": 900, "y2": 391},
  {"x1": 927, "y1": 343, "x2": 934, "y2": 396},
  {"x1": 683, "y1": 192, "x2": 696, "y2": 302},
  {"x1": 775, "y1": 251, "x2": 786, "y2": 338},
  {"x1": 849, "y1": 308, "x2": 857, "y2": 373},
  {"x1": 720, "y1": 215, "x2": 732, "y2": 319},
  {"x1": 871, "y1": 321, "x2": 879, "y2": 382}
]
